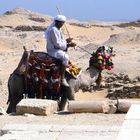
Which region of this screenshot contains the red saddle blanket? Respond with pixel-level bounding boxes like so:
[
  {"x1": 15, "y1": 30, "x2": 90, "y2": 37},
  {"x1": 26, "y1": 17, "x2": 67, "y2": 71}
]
[
  {"x1": 19, "y1": 50, "x2": 81, "y2": 98},
  {"x1": 24, "y1": 51, "x2": 62, "y2": 95}
]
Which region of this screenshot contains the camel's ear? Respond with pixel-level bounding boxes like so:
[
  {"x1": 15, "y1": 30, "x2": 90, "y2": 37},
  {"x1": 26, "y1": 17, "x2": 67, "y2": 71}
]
[
  {"x1": 102, "y1": 46, "x2": 105, "y2": 51},
  {"x1": 23, "y1": 46, "x2": 27, "y2": 51}
]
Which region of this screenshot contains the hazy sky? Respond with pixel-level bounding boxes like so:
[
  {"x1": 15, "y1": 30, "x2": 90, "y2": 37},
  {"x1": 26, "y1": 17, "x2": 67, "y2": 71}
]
[{"x1": 1, "y1": 0, "x2": 140, "y2": 21}]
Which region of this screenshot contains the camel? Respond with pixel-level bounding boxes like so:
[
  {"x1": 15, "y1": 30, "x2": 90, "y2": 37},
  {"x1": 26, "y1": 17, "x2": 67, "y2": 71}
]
[{"x1": 6, "y1": 46, "x2": 113, "y2": 113}]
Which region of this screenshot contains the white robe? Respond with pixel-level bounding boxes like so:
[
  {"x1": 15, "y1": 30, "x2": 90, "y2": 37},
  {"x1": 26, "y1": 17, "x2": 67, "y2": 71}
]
[{"x1": 44, "y1": 22, "x2": 69, "y2": 66}]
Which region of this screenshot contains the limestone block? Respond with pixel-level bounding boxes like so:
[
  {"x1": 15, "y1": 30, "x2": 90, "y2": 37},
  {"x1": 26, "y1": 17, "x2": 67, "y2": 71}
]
[
  {"x1": 67, "y1": 100, "x2": 116, "y2": 114},
  {"x1": 117, "y1": 99, "x2": 140, "y2": 113},
  {"x1": 16, "y1": 99, "x2": 58, "y2": 115}
]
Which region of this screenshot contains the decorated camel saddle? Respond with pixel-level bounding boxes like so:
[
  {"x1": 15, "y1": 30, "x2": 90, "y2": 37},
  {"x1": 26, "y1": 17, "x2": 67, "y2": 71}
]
[
  {"x1": 66, "y1": 60, "x2": 81, "y2": 78},
  {"x1": 19, "y1": 49, "x2": 81, "y2": 99}
]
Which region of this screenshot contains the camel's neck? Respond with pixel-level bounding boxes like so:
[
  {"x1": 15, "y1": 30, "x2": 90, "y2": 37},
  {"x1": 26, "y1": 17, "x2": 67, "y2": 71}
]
[{"x1": 78, "y1": 67, "x2": 99, "y2": 87}]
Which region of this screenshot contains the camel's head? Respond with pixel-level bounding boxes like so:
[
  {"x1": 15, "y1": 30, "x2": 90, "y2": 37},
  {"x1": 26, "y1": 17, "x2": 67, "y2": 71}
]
[
  {"x1": 96, "y1": 45, "x2": 114, "y2": 56},
  {"x1": 89, "y1": 45, "x2": 114, "y2": 71}
]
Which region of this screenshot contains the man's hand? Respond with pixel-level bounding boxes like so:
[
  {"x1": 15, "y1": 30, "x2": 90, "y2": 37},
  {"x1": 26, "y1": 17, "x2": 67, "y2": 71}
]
[
  {"x1": 66, "y1": 38, "x2": 73, "y2": 43},
  {"x1": 67, "y1": 42, "x2": 76, "y2": 48}
]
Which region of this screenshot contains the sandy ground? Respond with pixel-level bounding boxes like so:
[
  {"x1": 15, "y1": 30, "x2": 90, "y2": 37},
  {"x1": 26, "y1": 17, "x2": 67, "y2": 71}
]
[
  {"x1": 0, "y1": 88, "x2": 125, "y2": 130},
  {"x1": 0, "y1": 113, "x2": 125, "y2": 130}
]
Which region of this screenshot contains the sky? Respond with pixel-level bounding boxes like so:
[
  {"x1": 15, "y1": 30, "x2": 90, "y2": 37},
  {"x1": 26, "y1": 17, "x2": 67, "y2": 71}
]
[{"x1": 1, "y1": 0, "x2": 140, "y2": 22}]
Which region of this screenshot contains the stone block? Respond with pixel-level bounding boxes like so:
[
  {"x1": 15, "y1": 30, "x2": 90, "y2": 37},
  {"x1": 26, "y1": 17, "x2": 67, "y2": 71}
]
[
  {"x1": 16, "y1": 99, "x2": 58, "y2": 115},
  {"x1": 117, "y1": 99, "x2": 140, "y2": 113},
  {"x1": 67, "y1": 100, "x2": 116, "y2": 114}
]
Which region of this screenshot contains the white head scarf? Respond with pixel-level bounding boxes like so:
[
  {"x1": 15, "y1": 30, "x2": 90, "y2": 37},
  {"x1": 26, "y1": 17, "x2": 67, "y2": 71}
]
[
  {"x1": 54, "y1": 15, "x2": 66, "y2": 22},
  {"x1": 44, "y1": 15, "x2": 66, "y2": 39}
]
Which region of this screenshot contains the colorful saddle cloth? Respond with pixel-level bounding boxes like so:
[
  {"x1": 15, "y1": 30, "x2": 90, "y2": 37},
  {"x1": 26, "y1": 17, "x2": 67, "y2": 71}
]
[
  {"x1": 25, "y1": 51, "x2": 62, "y2": 96},
  {"x1": 66, "y1": 60, "x2": 82, "y2": 78}
]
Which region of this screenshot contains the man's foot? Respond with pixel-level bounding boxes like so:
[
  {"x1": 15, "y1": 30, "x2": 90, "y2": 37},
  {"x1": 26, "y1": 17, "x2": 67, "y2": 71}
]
[{"x1": 61, "y1": 78, "x2": 69, "y2": 87}]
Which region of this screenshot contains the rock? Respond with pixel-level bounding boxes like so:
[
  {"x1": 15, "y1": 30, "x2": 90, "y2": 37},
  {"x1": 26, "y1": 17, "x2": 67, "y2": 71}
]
[
  {"x1": 0, "y1": 107, "x2": 7, "y2": 115},
  {"x1": 117, "y1": 99, "x2": 140, "y2": 113},
  {"x1": 67, "y1": 100, "x2": 115, "y2": 114},
  {"x1": 132, "y1": 78, "x2": 139, "y2": 83},
  {"x1": 16, "y1": 99, "x2": 58, "y2": 116},
  {"x1": 107, "y1": 100, "x2": 117, "y2": 114},
  {"x1": 106, "y1": 75, "x2": 140, "y2": 98},
  {"x1": 136, "y1": 76, "x2": 140, "y2": 82},
  {"x1": 135, "y1": 83, "x2": 140, "y2": 89},
  {"x1": 29, "y1": 17, "x2": 45, "y2": 23},
  {"x1": 137, "y1": 92, "x2": 140, "y2": 98},
  {"x1": 108, "y1": 104, "x2": 117, "y2": 114},
  {"x1": 100, "y1": 81, "x2": 106, "y2": 88},
  {"x1": 106, "y1": 90, "x2": 116, "y2": 99},
  {"x1": 112, "y1": 82, "x2": 124, "y2": 88},
  {"x1": 14, "y1": 25, "x2": 47, "y2": 31},
  {"x1": 128, "y1": 92, "x2": 137, "y2": 98},
  {"x1": 124, "y1": 81, "x2": 130, "y2": 84},
  {"x1": 124, "y1": 84, "x2": 135, "y2": 90},
  {"x1": 114, "y1": 86, "x2": 124, "y2": 92},
  {"x1": 123, "y1": 75, "x2": 131, "y2": 82},
  {"x1": 117, "y1": 100, "x2": 131, "y2": 112}
]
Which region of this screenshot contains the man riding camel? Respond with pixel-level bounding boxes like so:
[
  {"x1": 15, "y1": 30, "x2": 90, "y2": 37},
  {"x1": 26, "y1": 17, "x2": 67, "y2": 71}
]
[{"x1": 45, "y1": 15, "x2": 76, "y2": 87}]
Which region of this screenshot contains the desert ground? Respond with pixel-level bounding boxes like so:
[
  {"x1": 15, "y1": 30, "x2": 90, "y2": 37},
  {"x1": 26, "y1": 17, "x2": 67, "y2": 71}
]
[{"x1": 0, "y1": 8, "x2": 140, "y2": 132}]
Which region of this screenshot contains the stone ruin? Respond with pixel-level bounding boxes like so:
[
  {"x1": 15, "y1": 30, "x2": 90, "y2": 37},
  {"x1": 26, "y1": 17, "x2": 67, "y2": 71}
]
[
  {"x1": 106, "y1": 73, "x2": 140, "y2": 99},
  {"x1": 81, "y1": 72, "x2": 140, "y2": 99}
]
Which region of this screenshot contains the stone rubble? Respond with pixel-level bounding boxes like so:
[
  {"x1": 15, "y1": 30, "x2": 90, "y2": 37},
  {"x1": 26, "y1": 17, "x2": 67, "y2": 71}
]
[
  {"x1": 81, "y1": 72, "x2": 140, "y2": 99},
  {"x1": 106, "y1": 73, "x2": 140, "y2": 99}
]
